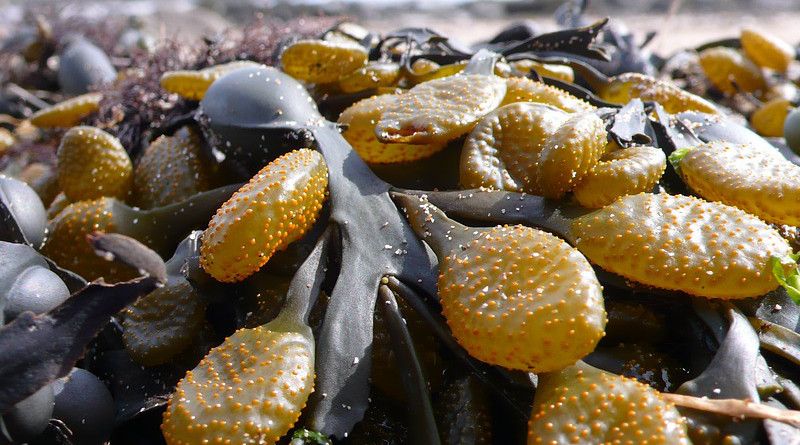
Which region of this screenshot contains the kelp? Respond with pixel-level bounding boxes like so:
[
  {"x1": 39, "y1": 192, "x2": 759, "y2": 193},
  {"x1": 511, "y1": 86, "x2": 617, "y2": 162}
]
[
  {"x1": 0, "y1": 232, "x2": 165, "y2": 414},
  {"x1": 5, "y1": 9, "x2": 800, "y2": 444}
]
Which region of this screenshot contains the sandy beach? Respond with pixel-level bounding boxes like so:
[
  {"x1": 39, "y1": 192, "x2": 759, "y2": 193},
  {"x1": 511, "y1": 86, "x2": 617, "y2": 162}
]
[
  {"x1": 363, "y1": 11, "x2": 800, "y2": 56},
  {"x1": 9, "y1": 1, "x2": 797, "y2": 59}
]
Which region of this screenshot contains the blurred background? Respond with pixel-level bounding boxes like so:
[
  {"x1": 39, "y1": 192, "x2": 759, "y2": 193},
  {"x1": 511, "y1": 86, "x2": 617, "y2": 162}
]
[{"x1": 1, "y1": 0, "x2": 798, "y2": 56}]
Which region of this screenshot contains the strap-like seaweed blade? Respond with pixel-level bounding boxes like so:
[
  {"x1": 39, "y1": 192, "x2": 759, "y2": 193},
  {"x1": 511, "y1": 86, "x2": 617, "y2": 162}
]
[{"x1": 501, "y1": 18, "x2": 610, "y2": 61}]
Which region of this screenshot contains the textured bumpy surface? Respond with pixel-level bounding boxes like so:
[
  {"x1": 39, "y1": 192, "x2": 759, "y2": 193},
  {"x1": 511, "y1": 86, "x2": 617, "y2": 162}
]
[
  {"x1": 750, "y1": 98, "x2": 793, "y2": 137},
  {"x1": 572, "y1": 145, "x2": 666, "y2": 208},
  {"x1": 281, "y1": 39, "x2": 368, "y2": 84},
  {"x1": 572, "y1": 193, "x2": 792, "y2": 298},
  {"x1": 161, "y1": 326, "x2": 315, "y2": 445},
  {"x1": 29, "y1": 92, "x2": 104, "y2": 127},
  {"x1": 509, "y1": 60, "x2": 575, "y2": 83},
  {"x1": 438, "y1": 225, "x2": 606, "y2": 373},
  {"x1": 338, "y1": 94, "x2": 446, "y2": 163},
  {"x1": 460, "y1": 102, "x2": 568, "y2": 193},
  {"x1": 740, "y1": 27, "x2": 796, "y2": 72},
  {"x1": 698, "y1": 47, "x2": 766, "y2": 94},
  {"x1": 160, "y1": 61, "x2": 262, "y2": 100},
  {"x1": 41, "y1": 197, "x2": 136, "y2": 282},
  {"x1": 200, "y1": 149, "x2": 328, "y2": 282},
  {"x1": 601, "y1": 73, "x2": 719, "y2": 114},
  {"x1": 57, "y1": 126, "x2": 133, "y2": 202},
  {"x1": 528, "y1": 361, "x2": 689, "y2": 445},
  {"x1": 123, "y1": 279, "x2": 206, "y2": 366},
  {"x1": 375, "y1": 73, "x2": 507, "y2": 144},
  {"x1": 676, "y1": 141, "x2": 800, "y2": 226},
  {"x1": 499, "y1": 76, "x2": 593, "y2": 112},
  {"x1": 406, "y1": 60, "x2": 467, "y2": 85},
  {"x1": 134, "y1": 128, "x2": 211, "y2": 208},
  {"x1": 535, "y1": 111, "x2": 607, "y2": 199},
  {"x1": 338, "y1": 62, "x2": 400, "y2": 93}
]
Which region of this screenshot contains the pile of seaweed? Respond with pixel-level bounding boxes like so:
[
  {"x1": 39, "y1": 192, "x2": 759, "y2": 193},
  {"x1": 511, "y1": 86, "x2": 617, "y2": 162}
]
[{"x1": 1, "y1": 1, "x2": 800, "y2": 444}]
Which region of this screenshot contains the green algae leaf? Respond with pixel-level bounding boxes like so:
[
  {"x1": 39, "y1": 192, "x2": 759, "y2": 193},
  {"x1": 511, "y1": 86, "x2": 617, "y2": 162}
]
[
  {"x1": 291, "y1": 428, "x2": 332, "y2": 445},
  {"x1": 770, "y1": 254, "x2": 800, "y2": 304},
  {"x1": 668, "y1": 148, "x2": 692, "y2": 169}
]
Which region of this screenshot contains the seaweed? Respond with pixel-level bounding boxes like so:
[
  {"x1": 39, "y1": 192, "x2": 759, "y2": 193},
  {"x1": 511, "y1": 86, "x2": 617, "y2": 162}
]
[
  {"x1": 0, "y1": 233, "x2": 165, "y2": 414},
  {"x1": 5, "y1": 8, "x2": 800, "y2": 444}
]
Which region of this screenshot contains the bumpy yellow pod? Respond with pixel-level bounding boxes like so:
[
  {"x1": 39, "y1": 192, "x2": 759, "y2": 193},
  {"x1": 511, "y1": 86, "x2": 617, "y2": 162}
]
[
  {"x1": 281, "y1": 39, "x2": 368, "y2": 84},
  {"x1": 535, "y1": 111, "x2": 607, "y2": 199},
  {"x1": 600, "y1": 73, "x2": 719, "y2": 114},
  {"x1": 409, "y1": 59, "x2": 441, "y2": 77},
  {"x1": 674, "y1": 141, "x2": 800, "y2": 226},
  {"x1": 528, "y1": 361, "x2": 689, "y2": 445},
  {"x1": 200, "y1": 149, "x2": 328, "y2": 282},
  {"x1": 750, "y1": 98, "x2": 794, "y2": 137},
  {"x1": 572, "y1": 146, "x2": 666, "y2": 208},
  {"x1": 572, "y1": 193, "x2": 792, "y2": 299},
  {"x1": 405, "y1": 60, "x2": 467, "y2": 85},
  {"x1": 338, "y1": 94, "x2": 446, "y2": 163},
  {"x1": 376, "y1": 73, "x2": 506, "y2": 144},
  {"x1": 741, "y1": 27, "x2": 795, "y2": 72},
  {"x1": 338, "y1": 62, "x2": 401, "y2": 93},
  {"x1": 438, "y1": 225, "x2": 606, "y2": 373},
  {"x1": 162, "y1": 325, "x2": 315, "y2": 445},
  {"x1": 57, "y1": 126, "x2": 133, "y2": 202},
  {"x1": 160, "y1": 60, "x2": 261, "y2": 100},
  {"x1": 500, "y1": 76, "x2": 593, "y2": 113},
  {"x1": 460, "y1": 102, "x2": 569, "y2": 194},
  {"x1": 133, "y1": 127, "x2": 212, "y2": 208},
  {"x1": 698, "y1": 47, "x2": 766, "y2": 94},
  {"x1": 123, "y1": 278, "x2": 206, "y2": 366},
  {"x1": 41, "y1": 198, "x2": 137, "y2": 282},
  {"x1": 29, "y1": 92, "x2": 103, "y2": 128},
  {"x1": 509, "y1": 59, "x2": 575, "y2": 83},
  {"x1": 322, "y1": 22, "x2": 369, "y2": 45}
]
